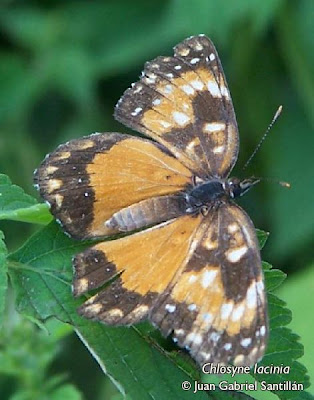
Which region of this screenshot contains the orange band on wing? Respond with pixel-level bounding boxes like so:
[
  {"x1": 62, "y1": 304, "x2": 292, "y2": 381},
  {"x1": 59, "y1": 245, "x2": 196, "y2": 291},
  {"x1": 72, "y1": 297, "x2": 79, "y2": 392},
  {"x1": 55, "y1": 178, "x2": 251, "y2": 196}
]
[
  {"x1": 91, "y1": 214, "x2": 202, "y2": 295},
  {"x1": 87, "y1": 138, "x2": 192, "y2": 236}
]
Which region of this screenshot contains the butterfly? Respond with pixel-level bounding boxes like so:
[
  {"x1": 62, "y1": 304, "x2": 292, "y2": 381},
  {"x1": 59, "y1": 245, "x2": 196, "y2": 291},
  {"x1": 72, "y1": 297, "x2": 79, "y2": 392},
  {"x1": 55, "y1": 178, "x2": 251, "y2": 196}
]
[{"x1": 34, "y1": 34, "x2": 268, "y2": 367}]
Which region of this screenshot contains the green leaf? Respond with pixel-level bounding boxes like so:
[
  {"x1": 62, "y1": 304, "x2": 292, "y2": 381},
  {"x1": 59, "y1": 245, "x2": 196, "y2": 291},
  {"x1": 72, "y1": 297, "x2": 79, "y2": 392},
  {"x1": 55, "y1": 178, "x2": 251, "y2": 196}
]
[
  {"x1": 257, "y1": 229, "x2": 269, "y2": 249},
  {"x1": 0, "y1": 174, "x2": 52, "y2": 224},
  {"x1": 8, "y1": 221, "x2": 312, "y2": 399},
  {"x1": 0, "y1": 230, "x2": 8, "y2": 327},
  {"x1": 0, "y1": 315, "x2": 78, "y2": 400},
  {"x1": 9, "y1": 222, "x2": 211, "y2": 400},
  {"x1": 276, "y1": 265, "x2": 314, "y2": 398},
  {"x1": 49, "y1": 384, "x2": 83, "y2": 400},
  {"x1": 264, "y1": 269, "x2": 287, "y2": 292}
]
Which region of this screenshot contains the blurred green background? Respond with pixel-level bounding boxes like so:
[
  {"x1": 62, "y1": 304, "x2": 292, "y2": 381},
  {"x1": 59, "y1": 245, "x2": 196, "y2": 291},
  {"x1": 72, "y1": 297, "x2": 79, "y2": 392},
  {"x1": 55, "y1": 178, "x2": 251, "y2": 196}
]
[{"x1": 0, "y1": 0, "x2": 313, "y2": 399}]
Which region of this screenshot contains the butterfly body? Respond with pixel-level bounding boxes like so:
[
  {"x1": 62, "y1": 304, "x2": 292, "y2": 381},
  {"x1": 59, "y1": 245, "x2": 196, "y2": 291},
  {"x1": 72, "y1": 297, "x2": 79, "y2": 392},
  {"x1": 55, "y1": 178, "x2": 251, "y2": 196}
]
[{"x1": 35, "y1": 35, "x2": 268, "y2": 367}]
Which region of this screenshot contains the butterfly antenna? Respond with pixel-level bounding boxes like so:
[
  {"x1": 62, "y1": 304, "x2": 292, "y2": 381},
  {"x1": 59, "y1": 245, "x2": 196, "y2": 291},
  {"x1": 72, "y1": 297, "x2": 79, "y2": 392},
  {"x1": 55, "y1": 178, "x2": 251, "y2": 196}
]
[
  {"x1": 253, "y1": 176, "x2": 291, "y2": 189},
  {"x1": 243, "y1": 105, "x2": 283, "y2": 171}
]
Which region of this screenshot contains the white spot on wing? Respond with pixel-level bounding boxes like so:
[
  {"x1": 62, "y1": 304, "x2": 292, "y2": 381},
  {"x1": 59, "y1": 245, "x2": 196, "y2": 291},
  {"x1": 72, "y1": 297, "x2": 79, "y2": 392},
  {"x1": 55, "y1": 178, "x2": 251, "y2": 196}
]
[
  {"x1": 201, "y1": 269, "x2": 217, "y2": 288},
  {"x1": 131, "y1": 107, "x2": 142, "y2": 116},
  {"x1": 209, "y1": 53, "x2": 215, "y2": 61},
  {"x1": 256, "y1": 280, "x2": 264, "y2": 296},
  {"x1": 190, "y1": 79, "x2": 204, "y2": 90},
  {"x1": 220, "y1": 303, "x2": 233, "y2": 320},
  {"x1": 181, "y1": 85, "x2": 195, "y2": 95},
  {"x1": 209, "y1": 331, "x2": 220, "y2": 342},
  {"x1": 200, "y1": 351, "x2": 211, "y2": 361},
  {"x1": 207, "y1": 80, "x2": 221, "y2": 97},
  {"x1": 186, "y1": 332, "x2": 203, "y2": 345},
  {"x1": 133, "y1": 85, "x2": 143, "y2": 94},
  {"x1": 203, "y1": 237, "x2": 217, "y2": 250},
  {"x1": 178, "y1": 47, "x2": 190, "y2": 56},
  {"x1": 172, "y1": 111, "x2": 190, "y2": 126},
  {"x1": 260, "y1": 325, "x2": 266, "y2": 336},
  {"x1": 145, "y1": 77, "x2": 156, "y2": 84},
  {"x1": 152, "y1": 98, "x2": 161, "y2": 106},
  {"x1": 226, "y1": 246, "x2": 248, "y2": 262},
  {"x1": 195, "y1": 43, "x2": 203, "y2": 51},
  {"x1": 241, "y1": 338, "x2": 252, "y2": 347},
  {"x1": 186, "y1": 138, "x2": 200, "y2": 152},
  {"x1": 163, "y1": 84, "x2": 173, "y2": 94},
  {"x1": 228, "y1": 223, "x2": 238, "y2": 233},
  {"x1": 224, "y1": 343, "x2": 232, "y2": 350},
  {"x1": 234, "y1": 354, "x2": 245, "y2": 366},
  {"x1": 220, "y1": 84, "x2": 230, "y2": 99},
  {"x1": 188, "y1": 303, "x2": 197, "y2": 311},
  {"x1": 246, "y1": 282, "x2": 257, "y2": 308},
  {"x1": 232, "y1": 303, "x2": 245, "y2": 321},
  {"x1": 190, "y1": 57, "x2": 200, "y2": 64},
  {"x1": 212, "y1": 145, "x2": 225, "y2": 154},
  {"x1": 203, "y1": 122, "x2": 226, "y2": 132},
  {"x1": 165, "y1": 304, "x2": 176, "y2": 313},
  {"x1": 55, "y1": 194, "x2": 63, "y2": 208}
]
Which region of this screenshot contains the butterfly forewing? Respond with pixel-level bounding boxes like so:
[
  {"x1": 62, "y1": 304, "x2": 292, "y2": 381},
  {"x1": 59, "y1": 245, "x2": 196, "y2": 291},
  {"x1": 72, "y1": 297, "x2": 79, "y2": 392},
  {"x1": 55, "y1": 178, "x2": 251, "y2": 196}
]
[
  {"x1": 114, "y1": 35, "x2": 239, "y2": 179},
  {"x1": 34, "y1": 133, "x2": 192, "y2": 239}
]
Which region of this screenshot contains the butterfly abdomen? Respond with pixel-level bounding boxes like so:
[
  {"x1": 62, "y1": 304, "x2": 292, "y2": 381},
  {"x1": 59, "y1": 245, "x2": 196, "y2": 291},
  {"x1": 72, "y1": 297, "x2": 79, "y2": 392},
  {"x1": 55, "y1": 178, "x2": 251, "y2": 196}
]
[{"x1": 105, "y1": 194, "x2": 187, "y2": 233}]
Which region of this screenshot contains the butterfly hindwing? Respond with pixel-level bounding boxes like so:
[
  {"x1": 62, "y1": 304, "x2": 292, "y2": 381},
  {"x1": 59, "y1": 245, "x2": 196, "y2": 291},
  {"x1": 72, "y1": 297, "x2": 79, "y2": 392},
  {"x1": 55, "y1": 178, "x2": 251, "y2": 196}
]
[
  {"x1": 34, "y1": 133, "x2": 192, "y2": 239},
  {"x1": 150, "y1": 203, "x2": 267, "y2": 366},
  {"x1": 115, "y1": 34, "x2": 239, "y2": 179},
  {"x1": 73, "y1": 214, "x2": 203, "y2": 323}
]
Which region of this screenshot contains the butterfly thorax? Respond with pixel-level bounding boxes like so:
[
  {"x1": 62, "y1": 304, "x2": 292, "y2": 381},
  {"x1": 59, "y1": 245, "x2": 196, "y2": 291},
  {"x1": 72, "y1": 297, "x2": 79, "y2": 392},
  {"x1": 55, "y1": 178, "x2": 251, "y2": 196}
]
[
  {"x1": 187, "y1": 180, "x2": 225, "y2": 209},
  {"x1": 186, "y1": 177, "x2": 260, "y2": 213}
]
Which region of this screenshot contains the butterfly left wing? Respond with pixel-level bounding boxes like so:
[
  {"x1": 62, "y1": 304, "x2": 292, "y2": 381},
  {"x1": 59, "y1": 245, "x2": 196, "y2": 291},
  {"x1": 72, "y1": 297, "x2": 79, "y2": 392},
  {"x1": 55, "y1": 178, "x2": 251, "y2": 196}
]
[
  {"x1": 34, "y1": 133, "x2": 192, "y2": 239},
  {"x1": 150, "y1": 202, "x2": 268, "y2": 367},
  {"x1": 73, "y1": 214, "x2": 203, "y2": 322},
  {"x1": 115, "y1": 34, "x2": 239, "y2": 179}
]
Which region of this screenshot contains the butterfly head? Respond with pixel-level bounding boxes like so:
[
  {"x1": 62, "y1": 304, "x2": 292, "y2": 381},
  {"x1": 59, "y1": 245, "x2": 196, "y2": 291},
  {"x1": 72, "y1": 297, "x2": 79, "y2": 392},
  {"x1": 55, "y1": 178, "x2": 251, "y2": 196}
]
[{"x1": 226, "y1": 177, "x2": 260, "y2": 199}]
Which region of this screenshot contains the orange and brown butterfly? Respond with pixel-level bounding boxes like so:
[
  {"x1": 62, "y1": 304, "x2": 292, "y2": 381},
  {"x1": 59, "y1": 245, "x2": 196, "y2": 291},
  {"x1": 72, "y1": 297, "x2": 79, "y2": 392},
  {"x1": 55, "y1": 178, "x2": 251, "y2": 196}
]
[{"x1": 34, "y1": 34, "x2": 268, "y2": 367}]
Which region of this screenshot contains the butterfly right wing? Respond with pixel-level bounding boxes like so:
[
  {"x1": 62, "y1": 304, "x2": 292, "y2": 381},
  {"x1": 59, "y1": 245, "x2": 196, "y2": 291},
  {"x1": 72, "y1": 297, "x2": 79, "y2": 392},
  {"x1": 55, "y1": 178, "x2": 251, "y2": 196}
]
[
  {"x1": 115, "y1": 34, "x2": 239, "y2": 179},
  {"x1": 150, "y1": 202, "x2": 268, "y2": 367}
]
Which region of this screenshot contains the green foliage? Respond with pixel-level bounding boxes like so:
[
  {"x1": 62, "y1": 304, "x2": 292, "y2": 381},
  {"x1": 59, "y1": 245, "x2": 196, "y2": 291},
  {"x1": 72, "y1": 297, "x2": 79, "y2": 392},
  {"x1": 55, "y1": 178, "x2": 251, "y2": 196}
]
[
  {"x1": 0, "y1": 316, "x2": 81, "y2": 400},
  {"x1": 0, "y1": 174, "x2": 52, "y2": 225},
  {"x1": 1, "y1": 0, "x2": 313, "y2": 398},
  {"x1": 0, "y1": 231, "x2": 8, "y2": 326}
]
